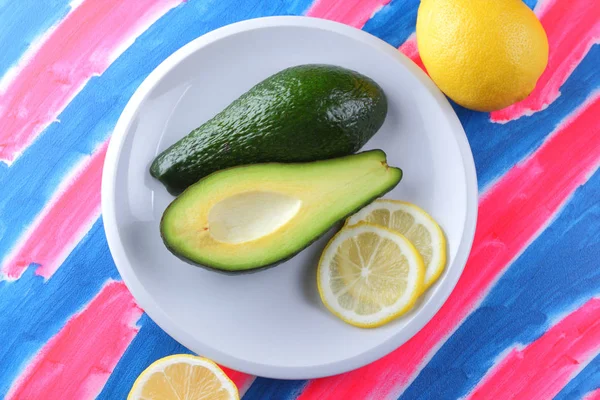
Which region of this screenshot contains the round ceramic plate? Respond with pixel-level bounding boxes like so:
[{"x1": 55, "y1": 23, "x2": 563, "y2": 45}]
[{"x1": 102, "y1": 16, "x2": 478, "y2": 379}]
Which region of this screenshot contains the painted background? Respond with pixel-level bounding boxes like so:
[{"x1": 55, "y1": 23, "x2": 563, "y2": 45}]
[{"x1": 0, "y1": 0, "x2": 598, "y2": 398}]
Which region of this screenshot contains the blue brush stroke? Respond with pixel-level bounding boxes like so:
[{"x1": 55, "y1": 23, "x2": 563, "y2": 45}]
[
  {"x1": 362, "y1": 0, "x2": 419, "y2": 48},
  {"x1": 555, "y1": 353, "x2": 600, "y2": 400},
  {"x1": 97, "y1": 314, "x2": 193, "y2": 399},
  {"x1": 399, "y1": 169, "x2": 600, "y2": 400},
  {"x1": 0, "y1": 0, "x2": 71, "y2": 79},
  {"x1": 243, "y1": 378, "x2": 307, "y2": 400},
  {"x1": 0, "y1": 219, "x2": 121, "y2": 396}
]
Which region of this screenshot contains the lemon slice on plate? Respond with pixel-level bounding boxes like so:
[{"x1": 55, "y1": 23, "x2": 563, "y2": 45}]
[
  {"x1": 317, "y1": 222, "x2": 425, "y2": 328},
  {"x1": 346, "y1": 200, "x2": 447, "y2": 291},
  {"x1": 128, "y1": 354, "x2": 239, "y2": 400}
]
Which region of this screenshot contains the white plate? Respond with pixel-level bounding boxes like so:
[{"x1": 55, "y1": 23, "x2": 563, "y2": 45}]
[{"x1": 102, "y1": 16, "x2": 478, "y2": 379}]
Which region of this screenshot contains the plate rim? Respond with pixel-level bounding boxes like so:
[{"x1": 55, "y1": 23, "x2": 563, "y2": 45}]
[{"x1": 101, "y1": 15, "x2": 478, "y2": 380}]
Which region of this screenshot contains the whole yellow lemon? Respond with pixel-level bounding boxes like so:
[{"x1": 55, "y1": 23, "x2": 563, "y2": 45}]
[{"x1": 416, "y1": 0, "x2": 549, "y2": 112}]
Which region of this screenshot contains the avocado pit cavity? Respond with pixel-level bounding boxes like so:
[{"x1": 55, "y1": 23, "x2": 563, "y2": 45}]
[{"x1": 207, "y1": 191, "x2": 302, "y2": 244}]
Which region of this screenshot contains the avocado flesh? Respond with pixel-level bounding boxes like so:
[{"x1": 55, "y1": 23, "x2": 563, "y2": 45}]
[
  {"x1": 161, "y1": 150, "x2": 402, "y2": 272},
  {"x1": 151, "y1": 64, "x2": 388, "y2": 195}
]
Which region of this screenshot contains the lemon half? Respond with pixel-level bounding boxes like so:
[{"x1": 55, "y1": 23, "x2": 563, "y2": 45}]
[{"x1": 128, "y1": 354, "x2": 239, "y2": 400}]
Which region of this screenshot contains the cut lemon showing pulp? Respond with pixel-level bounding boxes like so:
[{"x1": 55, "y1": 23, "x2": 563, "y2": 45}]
[
  {"x1": 128, "y1": 354, "x2": 239, "y2": 400},
  {"x1": 317, "y1": 222, "x2": 425, "y2": 328},
  {"x1": 346, "y1": 200, "x2": 446, "y2": 291}
]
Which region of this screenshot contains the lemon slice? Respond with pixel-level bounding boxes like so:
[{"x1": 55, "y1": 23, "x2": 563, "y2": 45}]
[
  {"x1": 346, "y1": 200, "x2": 446, "y2": 290},
  {"x1": 128, "y1": 354, "x2": 239, "y2": 400},
  {"x1": 317, "y1": 222, "x2": 425, "y2": 328}
]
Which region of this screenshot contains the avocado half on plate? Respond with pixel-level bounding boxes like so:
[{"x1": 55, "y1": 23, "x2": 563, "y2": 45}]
[{"x1": 160, "y1": 150, "x2": 402, "y2": 273}]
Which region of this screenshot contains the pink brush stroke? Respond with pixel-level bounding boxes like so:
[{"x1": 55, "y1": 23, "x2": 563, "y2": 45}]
[
  {"x1": 490, "y1": 0, "x2": 600, "y2": 122},
  {"x1": 297, "y1": 92, "x2": 600, "y2": 400},
  {"x1": 6, "y1": 281, "x2": 143, "y2": 400},
  {"x1": 584, "y1": 389, "x2": 600, "y2": 400},
  {"x1": 305, "y1": 0, "x2": 390, "y2": 29},
  {"x1": 398, "y1": 33, "x2": 426, "y2": 72},
  {"x1": 466, "y1": 298, "x2": 600, "y2": 399},
  {"x1": 0, "y1": 0, "x2": 182, "y2": 164},
  {"x1": 220, "y1": 367, "x2": 255, "y2": 396},
  {"x1": 1, "y1": 142, "x2": 107, "y2": 281}
]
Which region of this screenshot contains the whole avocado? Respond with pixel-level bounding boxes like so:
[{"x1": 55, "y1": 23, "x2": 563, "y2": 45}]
[{"x1": 150, "y1": 64, "x2": 388, "y2": 195}]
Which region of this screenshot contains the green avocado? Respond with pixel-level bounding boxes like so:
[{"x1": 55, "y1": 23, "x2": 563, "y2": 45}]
[
  {"x1": 160, "y1": 150, "x2": 402, "y2": 273},
  {"x1": 150, "y1": 64, "x2": 388, "y2": 195}
]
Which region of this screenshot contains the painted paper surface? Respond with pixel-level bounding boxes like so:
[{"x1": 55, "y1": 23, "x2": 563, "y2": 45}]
[{"x1": 0, "y1": 0, "x2": 598, "y2": 399}]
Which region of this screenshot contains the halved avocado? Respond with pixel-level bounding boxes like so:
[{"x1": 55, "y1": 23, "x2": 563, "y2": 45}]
[{"x1": 160, "y1": 150, "x2": 402, "y2": 272}]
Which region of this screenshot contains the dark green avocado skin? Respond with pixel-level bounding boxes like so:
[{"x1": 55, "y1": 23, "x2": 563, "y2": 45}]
[{"x1": 150, "y1": 64, "x2": 388, "y2": 195}]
